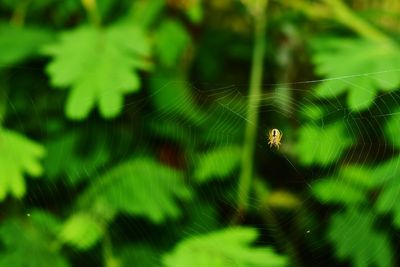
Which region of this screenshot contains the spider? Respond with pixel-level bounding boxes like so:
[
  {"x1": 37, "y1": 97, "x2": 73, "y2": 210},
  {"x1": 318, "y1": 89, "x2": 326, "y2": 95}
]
[{"x1": 268, "y1": 128, "x2": 283, "y2": 149}]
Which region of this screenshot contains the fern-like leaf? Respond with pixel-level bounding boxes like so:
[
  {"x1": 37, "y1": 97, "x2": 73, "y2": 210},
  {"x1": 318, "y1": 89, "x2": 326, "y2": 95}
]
[
  {"x1": 163, "y1": 227, "x2": 287, "y2": 267},
  {"x1": 312, "y1": 38, "x2": 400, "y2": 111},
  {"x1": 328, "y1": 209, "x2": 393, "y2": 267},
  {"x1": 81, "y1": 157, "x2": 191, "y2": 224}
]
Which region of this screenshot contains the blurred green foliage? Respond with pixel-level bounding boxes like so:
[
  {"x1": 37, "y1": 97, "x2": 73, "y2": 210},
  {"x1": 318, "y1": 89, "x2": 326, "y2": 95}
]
[{"x1": 1, "y1": 0, "x2": 400, "y2": 267}]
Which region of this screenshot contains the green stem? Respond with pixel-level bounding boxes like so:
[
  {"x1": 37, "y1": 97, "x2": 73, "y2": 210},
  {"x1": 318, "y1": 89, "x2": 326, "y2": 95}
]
[
  {"x1": 237, "y1": 9, "x2": 267, "y2": 214},
  {"x1": 81, "y1": 0, "x2": 101, "y2": 27},
  {"x1": 324, "y1": 0, "x2": 391, "y2": 43},
  {"x1": 103, "y1": 230, "x2": 118, "y2": 267},
  {"x1": 0, "y1": 72, "x2": 9, "y2": 126},
  {"x1": 10, "y1": 0, "x2": 30, "y2": 27}
]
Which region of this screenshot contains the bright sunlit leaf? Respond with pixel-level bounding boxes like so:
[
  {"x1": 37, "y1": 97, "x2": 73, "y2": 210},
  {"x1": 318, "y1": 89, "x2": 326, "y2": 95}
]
[
  {"x1": 59, "y1": 212, "x2": 104, "y2": 250},
  {"x1": 0, "y1": 128, "x2": 45, "y2": 201},
  {"x1": 328, "y1": 209, "x2": 393, "y2": 267},
  {"x1": 312, "y1": 38, "x2": 400, "y2": 111},
  {"x1": 43, "y1": 23, "x2": 151, "y2": 120},
  {"x1": 163, "y1": 227, "x2": 287, "y2": 267}
]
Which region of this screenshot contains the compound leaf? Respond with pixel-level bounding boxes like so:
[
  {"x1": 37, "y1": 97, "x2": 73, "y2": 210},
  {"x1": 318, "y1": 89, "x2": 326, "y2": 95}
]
[
  {"x1": 163, "y1": 227, "x2": 287, "y2": 267},
  {"x1": 43, "y1": 23, "x2": 150, "y2": 120},
  {"x1": 82, "y1": 157, "x2": 191, "y2": 224},
  {"x1": 0, "y1": 128, "x2": 45, "y2": 201},
  {"x1": 328, "y1": 209, "x2": 393, "y2": 267},
  {"x1": 312, "y1": 38, "x2": 400, "y2": 111},
  {"x1": 295, "y1": 122, "x2": 352, "y2": 166}
]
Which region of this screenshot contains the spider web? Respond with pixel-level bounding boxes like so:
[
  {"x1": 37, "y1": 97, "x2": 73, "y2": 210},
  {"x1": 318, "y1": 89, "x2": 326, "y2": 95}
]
[
  {"x1": 2, "y1": 56, "x2": 400, "y2": 267},
  {"x1": 131, "y1": 68, "x2": 400, "y2": 266}
]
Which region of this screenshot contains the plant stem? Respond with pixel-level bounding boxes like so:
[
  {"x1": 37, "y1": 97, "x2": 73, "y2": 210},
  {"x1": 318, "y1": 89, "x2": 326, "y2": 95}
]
[
  {"x1": 237, "y1": 7, "x2": 267, "y2": 215},
  {"x1": 81, "y1": 0, "x2": 101, "y2": 27},
  {"x1": 10, "y1": 0, "x2": 30, "y2": 27},
  {"x1": 324, "y1": 0, "x2": 391, "y2": 43},
  {"x1": 0, "y1": 72, "x2": 9, "y2": 126},
  {"x1": 283, "y1": 0, "x2": 392, "y2": 43},
  {"x1": 103, "y1": 230, "x2": 118, "y2": 267}
]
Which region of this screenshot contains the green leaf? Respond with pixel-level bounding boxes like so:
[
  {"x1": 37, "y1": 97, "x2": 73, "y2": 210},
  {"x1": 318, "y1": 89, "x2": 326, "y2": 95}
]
[
  {"x1": 312, "y1": 38, "x2": 400, "y2": 111},
  {"x1": 146, "y1": 117, "x2": 195, "y2": 147},
  {"x1": 163, "y1": 227, "x2": 287, "y2": 267},
  {"x1": 0, "y1": 23, "x2": 52, "y2": 65},
  {"x1": 312, "y1": 178, "x2": 366, "y2": 205},
  {"x1": 186, "y1": 1, "x2": 203, "y2": 24},
  {"x1": 130, "y1": 0, "x2": 165, "y2": 29},
  {"x1": 339, "y1": 165, "x2": 379, "y2": 189},
  {"x1": 370, "y1": 154, "x2": 400, "y2": 185},
  {"x1": 149, "y1": 71, "x2": 205, "y2": 125},
  {"x1": 44, "y1": 131, "x2": 109, "y2": 184},
  {"x1": 294, "y1": 122, "x2": 352, "y2": 166},
  {"x1": 82, "y1": 157, "x2": 191, "y2": 224},
  {"x1": 375, "y1": 181, "x2": 400, "y2": 227},
  {"x1": 43, "y1": 23, "x2": 150, "y2": 120},
  {"x1": 0, "y1": 211, "x2": 69, "y2": 267},
  {"x1": 194, "y1": 145, "x2": 241, "y2": 183},
  {"x1": 58, "y1": 212, "x2": 104, "y2": 250},
  {"x1": 328, "y1": 209, "x2": 393, "y2": 267},
  {"x1": 299, "y1": 104, "x2": 325, "y2": 121},
  {"x1": 385, "y1": 110, "x2": 400, "y2": 148},
  {"x1": 0, "y1": 128, "x2": 45, "y2": 201},
  {"x1": 155, "y1": 19, "x2": 190, "y2": 67},
  {"x1": 119, "y1": 244, "x2": 160, "y2": 267}
]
